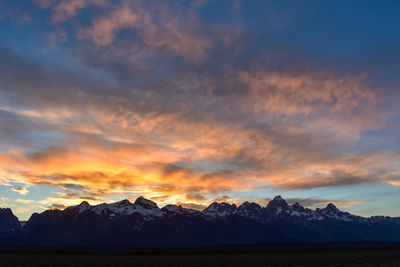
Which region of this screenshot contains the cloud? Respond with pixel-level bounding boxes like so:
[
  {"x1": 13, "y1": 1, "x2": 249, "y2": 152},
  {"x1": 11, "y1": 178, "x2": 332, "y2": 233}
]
[
  {"x1": 0, "y1": 134, "x2": 249, "y2": 204},
  {"x1": 0, "y1": 197, "x2": 13, "y2": 207},
  {"x1": 15, "y1": 198, "x2": 34, "y2": 204},
  {"x1": 11, "y1": 187, "x2": 29, "y2": 195},
  {"x1": 48, "y1": 203, "x2": 67, "y2": 210},
  {"x1": 0, "y1": 89, "x2": 397, "y2": 209},
  {"x1": 213, "y1": 195, "x2": 232, "y2": 203},
  {"x1": 179, "y1": 202, "x2": 207, "y2": 211},
  {"x1": 48, "y1": 193, "x2": 101, "y2": 201},
  {"x1": 387, "y1": 180, "x2": 400, "y2": 186},
  {"x1": 185, "y1": 192, "x2": 207, "y2": 201},
  {"x1": 274, "y1": 170, "x2": 375, "y2": 190},
  {"x1": 38, "y1": 193, "x2": 104, "y2": 209},
  {"x1": 78, "y1": 1, "x2": 215, "y2": 61},
  {"x1": 35, "y1": 0, "x2": 109, "y2": 23},
  {"x1": 239, "y1": 71, "x2": 375, "y2": 116},
  {"x1": 1, "y1": 0, "x2": 400, "y2": 216},
  {"x1": 81, "y1": 5, "x2": 138, "y2": 46}
]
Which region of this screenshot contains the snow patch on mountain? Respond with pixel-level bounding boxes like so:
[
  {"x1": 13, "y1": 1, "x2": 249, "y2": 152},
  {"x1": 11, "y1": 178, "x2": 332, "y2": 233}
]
[
  {"x1": 161, "y1": 205, "x2": 200, "y2": 216},
  {"x1": 203, "y1": 202, "x2": 237, "y2": 218},
  {"x1": 234, "y1": 201, "x2": 263, "y2": 219},
  {"x1": 313, "y1": 203, "x2": 355, "y2": 222},
  {"x1": 65, "y1": 197, "x2": 162, "y2": 220},
  {"x1": 53, "y1": 195, "x2": 376, "y2": 224}
]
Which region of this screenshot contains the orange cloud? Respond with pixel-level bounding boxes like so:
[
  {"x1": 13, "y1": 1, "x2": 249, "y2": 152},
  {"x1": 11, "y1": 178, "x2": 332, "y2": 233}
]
[
  {"x1": 0, "y1": 42, "x2": 397, "y2": 211},
  {"x1": 79, "y1": 1, "x2": 213, "y2": 61},
  {"x1": 239, "y1": 71, "x2": 375, "y2": 116},
  {"x1": 35, "y1": 0, "x2": 110, "y2": 23},
  {"x1": 1, "y1": 127, "x2": 398, "y2": 210},
  {"x1": 82, "y1": 5, "x2": 138, "y2": 46},
  {"x1": 387, "y1": 180, "x2": 400, "y2": 186},
  {"x1": 0, "y1": 134, "x2": 248, "y2": 206},
  {"x1": 1, "y1": 92, "x2": 398, "y2": 210}
]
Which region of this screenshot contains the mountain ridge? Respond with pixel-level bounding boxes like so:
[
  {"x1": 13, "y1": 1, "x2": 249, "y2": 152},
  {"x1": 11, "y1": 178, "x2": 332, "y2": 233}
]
[{"x1": 1, "y1": 195, "x2": 400, "y2": 246}]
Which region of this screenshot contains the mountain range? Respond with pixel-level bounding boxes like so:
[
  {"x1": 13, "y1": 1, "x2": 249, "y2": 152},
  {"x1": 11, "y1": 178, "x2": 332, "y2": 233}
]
[{"x1": 1, "y1": 196, "x2": 400, "y2": 247}]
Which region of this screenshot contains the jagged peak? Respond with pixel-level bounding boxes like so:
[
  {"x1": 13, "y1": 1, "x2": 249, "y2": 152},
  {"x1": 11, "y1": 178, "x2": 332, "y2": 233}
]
[
  {"x1": 161, "y1": 204, "x2": 200, "y2": 216},
  {"x1": 161, "y1": 204, "x2": 181, "y2": 212},
  {"x1": 134, "y1": 196, "x2": 159, "y2": 209},
  {"x1": 203, "y1": 202, "x2": 237, "y2": 217},
  {"x1": 264, "y1": 195, "x2": 291, "y2": 216},
  {"x1": 326, "y1": 203, "x2": 338, "y2": 210},
  {"x1": 267, "y1": 195, "x2": 289, "y2": 207},
  {"x1": 238, "y1": 201, "x2": 261, "y2": 209},
  {"x1": 322, "y1": 203, "x2": 342, "y2": 214},
  {"x1": 292, "y1": 202, "x2": 305, "y2": 210},
  {"x1": 78, "y1": 201, "x2": 90, "y2": 207},
  {"x1": 114, "y1": 199, "x2": 132, "y2": 206},
  {"x1": 313, "y1": 203, "x2": 355, "y2": 221},
  {"x1": 204, "y1": 202, "x2": 236, "y2": 210},
  {"x1": 0, "y1": 208, "x2": 18, "y2": 219},
  {"x1": 206, "y1": 201, "x2": 218, "y2": 208},
  {"x1": 64, "y1": 200, "x2": 91, "y2": 214},
  {"x1": 292, "y1": 202, "x2": 301, "y2": 207},
  {"x1": 0, "y1": 207, "x2": 13, "y2": 213},
  {"x1": 23, "y1": 197, "x2": 366, "y2": 223},
  {"x1": 235, "y1": 201, "x2": 263, "y2": 218}
]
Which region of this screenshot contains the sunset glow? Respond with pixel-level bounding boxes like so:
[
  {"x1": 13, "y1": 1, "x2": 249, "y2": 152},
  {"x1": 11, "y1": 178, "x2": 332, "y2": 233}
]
[{"x1": 1, "y1": 0, "x2": 400, "y2": 220}]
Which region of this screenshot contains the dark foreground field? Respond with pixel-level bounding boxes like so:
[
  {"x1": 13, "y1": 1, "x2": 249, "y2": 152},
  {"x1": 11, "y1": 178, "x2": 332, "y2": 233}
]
[{"x1": 1, "y1": 249, "x2": 400, "y2": 267}]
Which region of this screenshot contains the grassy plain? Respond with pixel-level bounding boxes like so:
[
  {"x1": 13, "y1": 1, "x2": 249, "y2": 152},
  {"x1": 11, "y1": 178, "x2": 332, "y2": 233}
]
[{"x1": 0, "y1": 248, "x2": 400, "y2": 267}]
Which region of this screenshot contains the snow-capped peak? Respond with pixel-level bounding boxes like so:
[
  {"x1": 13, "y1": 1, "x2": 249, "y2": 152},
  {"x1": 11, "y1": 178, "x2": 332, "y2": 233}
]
[
  {"x1": 203, "y1": 202, "x2": 237, "y2": 218},
  {"x1": 268, "y1": 195, "x2": 289, "y2": 206},
  {"x1": 292, "y1": 202, "x2": 303, "y2": 210},
  {"x1": 134, "y1": 196, "x2": 158, "y2": 209},
  {"x1": 325, "y1": 203, "x2": 339, "y2": 212},
  {"x1": 161, "y1": 204, "x2": 200, "y2": 216},
  {"x1": 236, "y1": 201, "x2": 262, "y2": 211},
  {"x1": 65, "y1": 201, "x2": 91, "y2": 214},
  {"x1": 162, "y1": 204, "x2": 181, "y2": 213},
  {"x1": 235, "y1": 201, "x2": 262, "y2": 219},
  {"x1": 265, "y1": 195, "x2": 290, "y2": 215},
  {"x1": 288, "y1": 202, "x2": 312, "y2": 217},
  {"x1": 78, "y1": 201, "x2": 90, "y2": 208},
  {"x1": 116, "y1": 199, "x2": 132, "y2": 206},
  {"x1": 51, "y1": 196, "x2": 361, "y2": 224},
  {"x1": 131, "y1": 197, "x2": 162, "y2": 218},
  {"x1": 313, "y1": 203, "x2": 354, "y2": 222},
  {"x1": 90, "y1": 199, "x2": 134, "y2": 216},
  {"x1": 72, "y1": 197, "x2": 162, "y2": 219}
]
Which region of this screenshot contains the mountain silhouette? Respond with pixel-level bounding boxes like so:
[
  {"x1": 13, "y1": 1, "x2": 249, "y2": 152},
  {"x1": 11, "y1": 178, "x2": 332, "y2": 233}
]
[{"x1": 1, "y1": 196, "x2": 400, "y2": 247}]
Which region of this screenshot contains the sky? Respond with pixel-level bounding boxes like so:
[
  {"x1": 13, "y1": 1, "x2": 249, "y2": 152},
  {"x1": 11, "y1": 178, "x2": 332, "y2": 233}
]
[{"x1": 0, "y1": 0, "x2": 400, "y2": 220}]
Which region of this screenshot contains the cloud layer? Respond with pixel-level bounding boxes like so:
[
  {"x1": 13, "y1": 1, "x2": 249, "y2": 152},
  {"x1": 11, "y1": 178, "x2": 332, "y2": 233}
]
[{"x1": 0, "y1": 0, "x2": 400, "y2": 217}]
